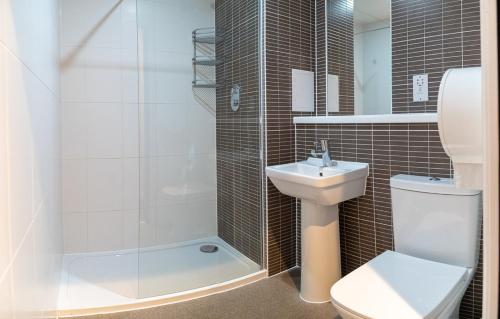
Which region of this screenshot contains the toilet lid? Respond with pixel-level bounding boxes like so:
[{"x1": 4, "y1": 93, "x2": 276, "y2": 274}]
[{"x1": 331, "y1": 251, "x2": 468, "y2": 319}]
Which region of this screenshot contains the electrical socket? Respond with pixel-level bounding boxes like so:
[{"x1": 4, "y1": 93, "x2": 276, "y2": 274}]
[{"x1": 413, "y1": 74, "x2": 429, "y2": 102}]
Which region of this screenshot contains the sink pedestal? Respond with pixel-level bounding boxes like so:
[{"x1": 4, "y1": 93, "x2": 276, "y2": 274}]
[
  {"x1": 265, "y1": 159, "x2": 369, "y2": 303},
  {"x1": 300, "y1": 200, "x2": 341, "y2": 303}
]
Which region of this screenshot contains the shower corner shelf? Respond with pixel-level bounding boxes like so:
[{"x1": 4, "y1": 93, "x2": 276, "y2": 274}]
[
  {"x1": 192, "y1": 27, "x2": 223, "y2": 89},
  {"x1": 192, "y1": 57, "x2": 223, "y2": 66},
  {"x1": 193, "y1": 34, "x2": 224, "y2": 45},
  {"x1": 192, "y1": 27, "x2": 224, "y2": 45},
  {"x1": 192, "y1": 81, "x2": 220, "y2": 89}
]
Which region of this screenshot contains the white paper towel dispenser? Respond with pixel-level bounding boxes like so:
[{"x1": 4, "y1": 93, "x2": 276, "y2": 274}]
[{"x1": 437, "y1": 67, "x2": 482, "y2": 189}]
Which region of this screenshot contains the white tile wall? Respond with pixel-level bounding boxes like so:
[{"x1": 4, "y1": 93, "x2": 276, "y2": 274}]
[
  {"x1": 0, "y1": 273, "x2": 13, "y2": 319},
  {"x1": 60, "y1": 0, "x2": 217, "y2": 253},
  {"x1": 123, "y1": 211, "x2": 139, "y2": 248},
  {"x1": 140, "y1": 0, "x2": 216, "y2": 248},
  {"x1": 0, "y1": 44, "x2": 10, "y2": 277},
  {"x1": 63, "y1": 213, "x2": 88, "y2": 252},
  {"x1": 11, "y1": 231, "x2": 37, "y2": 319},
  {"x1": 0, "y1": 0, "x2": 62, "y2": 317},
  {"x1": 87, "y1": 211, "x2": 123, "y2": 251},
  {"x1": 123, "y1": 103, "x2": 140, "y2": 157},
  {"x1": 62, "y1": 159, "x2": 87, "y2": 213},
  {"x1": 60, "y1": 46, "x2": 86, "y2": 102},
  {"x1": 60, "y1": 0, "x2": 123, "y2": 49},
  {"x1": 86, "y1": 103, "x2": 123, "y2": 158},
  {"x1": 33, "y1": 202, "x2": 62, "y2": 315},
  {"x1": 61, "y1": 102, "x2": 87, "y2": 159},
  {"x1": 2, "y1": 0, "x2": 60, "y2": 94},
  {"x1": 156, "y1": 104, "x2": 189, "y2": 156},
  {"x1": 5, "y1": 51, "x2": 36, "y2": 251},
  {"x1": 123, "y1": 158, "x2": 139, "y2": 210},
  {"x1": 86, "y1": 48, "x2": 123, "y2": 103},
  {"x1": 87, "y1": 159, "x2": 123, "y2": 212},
  {"x1": 0, "y1": 0, "x2": 5, "y2": 43}
]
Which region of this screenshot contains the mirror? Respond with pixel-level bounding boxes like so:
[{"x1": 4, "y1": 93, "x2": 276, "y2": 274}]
[{"x1": 324, "y1": 0, "x2": 392, "y2": 115}]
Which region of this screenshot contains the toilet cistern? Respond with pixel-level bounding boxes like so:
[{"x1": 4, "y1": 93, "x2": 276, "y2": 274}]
[{"x1": 330, "y1": 175, "x2": 481, "y2": 319}]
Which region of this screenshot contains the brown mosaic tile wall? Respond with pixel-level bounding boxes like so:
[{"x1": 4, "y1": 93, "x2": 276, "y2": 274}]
[
  {"x1": 295, "y1": 123, "x2": 483, "y2": 318},
  {"x1": 326, "y1": 0, "x2": 354, "y2": 115},
  {"x1": 317, "y1": 0, "x2": 482, "y2": 115},
  {"x1": 315, "y1": 0, "x2": 355, "y2": 115},
  {"x1": 265, "y1": 0, "x2": 316, "y2": 275},
  {"x1": 392, "y1": 0, "x2": 482, "y2": 113},
  {"x1": 293, "y1": 0, "x2": 483, "y2": 317},
  {"x1": 315, "y1": 0, "x2": 327, "y2": 115},
  {"x1": 215, "y1": 0, "x2": 262, "y2": 265},
  {"x1": 263, "y1": 0, "x2": 482, "y2": 315}
]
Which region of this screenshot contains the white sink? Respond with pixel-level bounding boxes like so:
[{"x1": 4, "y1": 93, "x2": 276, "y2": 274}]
[
  {"x1": 266, "y1": 158, "x2": 369, "y2": 303},
  {"x1": 266, "y1": 158, "x2": 369, "y2": 206}
]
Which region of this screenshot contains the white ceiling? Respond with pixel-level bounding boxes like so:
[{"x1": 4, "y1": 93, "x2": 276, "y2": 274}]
[{"x1": 354, "y1": 0, "x2": 391, "y2": 27}]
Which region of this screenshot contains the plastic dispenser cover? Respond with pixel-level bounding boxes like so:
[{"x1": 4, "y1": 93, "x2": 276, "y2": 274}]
[{"x1": 437, "y1": 67, "x2": 482, "y2": 189}]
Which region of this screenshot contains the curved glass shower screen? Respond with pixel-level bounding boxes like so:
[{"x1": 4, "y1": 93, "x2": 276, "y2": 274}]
[
  {"x1": 57, "y1": 0, "x2": 262, "y2": 311},
  {"x1": 136, "y1": 0, "x2": 264, "y2": 298}
]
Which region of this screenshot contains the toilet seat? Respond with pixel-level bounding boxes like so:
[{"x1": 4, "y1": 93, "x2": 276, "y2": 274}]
[{"x1": 330, "y1": 251, "x2": 468, "y2": 319}]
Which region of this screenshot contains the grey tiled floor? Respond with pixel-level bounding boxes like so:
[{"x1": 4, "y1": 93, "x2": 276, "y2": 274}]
[{"x1": 72, "y1": 268, "x2": 340, "y2": 319}]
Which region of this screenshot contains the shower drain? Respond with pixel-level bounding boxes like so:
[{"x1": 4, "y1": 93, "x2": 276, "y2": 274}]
[{"x1": 200, "y1": 244, "x2": 219, "y2": 253}]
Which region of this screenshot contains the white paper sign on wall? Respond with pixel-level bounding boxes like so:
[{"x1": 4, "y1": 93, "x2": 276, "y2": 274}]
[{"x1": 292, "y1": 69, "x2": 315, "y2": 112}]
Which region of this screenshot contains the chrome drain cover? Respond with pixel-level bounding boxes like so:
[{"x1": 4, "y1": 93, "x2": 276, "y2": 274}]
[{"x1": 200, "y1": 244, "x2": 218, "y2": 253}]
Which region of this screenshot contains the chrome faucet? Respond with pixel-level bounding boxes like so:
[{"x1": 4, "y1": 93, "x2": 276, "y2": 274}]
[{"x1": 311, "y1": 139, "x2": 335, "y2": 167}]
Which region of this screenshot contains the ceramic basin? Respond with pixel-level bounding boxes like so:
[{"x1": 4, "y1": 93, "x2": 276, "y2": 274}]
[
  {"x1": 266, "y1": 158, "x2": 369, "y2": 206},
  {"x1": 266, "y1": 157, "x2": 369, "y2": 303}
]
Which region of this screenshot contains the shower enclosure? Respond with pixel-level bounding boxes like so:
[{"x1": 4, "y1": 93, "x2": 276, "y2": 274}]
[{"x1": 58, "y1": 0, "x2": 264, "y2": 313}]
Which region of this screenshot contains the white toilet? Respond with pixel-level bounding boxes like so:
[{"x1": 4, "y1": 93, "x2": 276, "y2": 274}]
[{"x1": 330, "y1": 174, "x2": 481, "y2": 319}]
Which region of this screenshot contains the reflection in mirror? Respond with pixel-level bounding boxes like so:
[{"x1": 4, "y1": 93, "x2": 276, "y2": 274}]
[
  {"x1": 354, "y1": 0, "x2": 391, "y2": 114},
  {"x1": 325, "y1": 0, "x2": 392, "y2": 115}
]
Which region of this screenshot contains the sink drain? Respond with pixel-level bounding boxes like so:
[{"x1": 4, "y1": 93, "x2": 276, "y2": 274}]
[{"x1": 200, "y1": 244, "x2": 218, "y2": 253}]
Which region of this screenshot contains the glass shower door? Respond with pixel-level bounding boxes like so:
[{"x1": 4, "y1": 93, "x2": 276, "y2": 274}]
[{"x1": 136, "y1": 0, "x2": 219, "y2": 298}]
